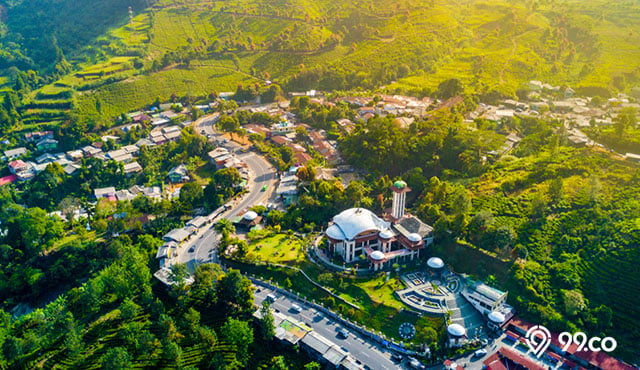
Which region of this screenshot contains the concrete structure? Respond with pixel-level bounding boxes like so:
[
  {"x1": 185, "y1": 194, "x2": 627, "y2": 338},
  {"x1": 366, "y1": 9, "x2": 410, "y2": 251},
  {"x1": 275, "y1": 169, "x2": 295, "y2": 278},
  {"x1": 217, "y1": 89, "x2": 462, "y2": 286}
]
[
  {"x1": 461, "y1": 281, "x2": 508, "y2": 315},
  {"x1": 325, "y1": 179, "x2": 434, "y2": 270},
  {"x1": 390, "y1": 180, "x2": 410, "y2": 220},
  {"x1": 447, "y1": 323, "x2": 467, "y2": 347}
]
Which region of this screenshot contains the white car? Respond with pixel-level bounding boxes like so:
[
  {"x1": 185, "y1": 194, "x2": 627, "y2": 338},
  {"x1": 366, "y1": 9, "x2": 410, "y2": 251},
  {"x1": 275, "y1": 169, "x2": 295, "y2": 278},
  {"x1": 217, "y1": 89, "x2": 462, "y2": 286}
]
[
  {"x1": 290, "y1": 304, "x2": 302, "y2": 313},
  {"x1": 474, "y1": 348, "x2": 488, "y2": 357}
]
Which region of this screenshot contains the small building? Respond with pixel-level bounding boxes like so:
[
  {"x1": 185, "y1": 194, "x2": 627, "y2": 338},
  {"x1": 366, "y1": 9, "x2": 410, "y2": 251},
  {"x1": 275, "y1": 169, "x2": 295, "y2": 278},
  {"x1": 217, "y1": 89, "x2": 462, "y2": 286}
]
[
  {"x1": 208, "y1": 147, "x2": 229, "y2": 163},
  {"x1": 446, "y1": 323, "x2": 467, "y2": 348},
  {"x1": 66, "y1": 150, "x2": 84, "y2": 161},
  {"x1": 36, "y1": 138, "x2": 58, "y2": 151},
  {"x1": 624, "y1": 153, "x2": 640, "y2": 163},
  {"x1": 186, "y1": 216, "x2": 208, "y2": 229},
  {"x1": 461, "y1": 282, "x2": 508, "y2": 316},
  {"x1": 35, "y1": 152, "x2": 58, "y2": 164},
  {"x1": 167, "y1": 164, "x2": 190, "y2": 183},
  {"x1": 82, "y1": 145, "x2": 103, "y2": 157},
  {"x1": 4, "y1": 147, "x2": 28, "y2": 160},
  {"x1": 234, "y1": 211, "x2": 262, "y2": 230},
  {"x1": 94, "y1": 187, "x2": 117, "y2": 199},
  {"x1": 8, "y1": 160, "x2": 29, "y2": 175},
  {"x1": 300, "y1": 331, "x2": 348, "y2": 368},
  {"x1": 123, "y1": 161, "x2": 143, "y2": 175},
  {"x1": 163, "y1": 227, "x2": 194, "y2": 244},
  {"x1": 24, "y1": 130, "x2": 54, "y2": 143}
]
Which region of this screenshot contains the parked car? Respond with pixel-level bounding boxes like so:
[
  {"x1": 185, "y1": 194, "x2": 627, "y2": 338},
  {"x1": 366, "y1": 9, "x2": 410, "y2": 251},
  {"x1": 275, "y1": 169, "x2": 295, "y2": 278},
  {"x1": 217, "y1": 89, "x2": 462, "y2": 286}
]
[
  {"x1": 265, "y1": 294, "x2": 277, "y2": 303},
  {"x1": 290, "y1": 304, "x2": 302, "y2": 313},
  {"x1": 474, "y1": 348, "x2": 488, "y2": 357},
  {"x1": 391, "y1": 353, "x2": 404, "y2": 363}
]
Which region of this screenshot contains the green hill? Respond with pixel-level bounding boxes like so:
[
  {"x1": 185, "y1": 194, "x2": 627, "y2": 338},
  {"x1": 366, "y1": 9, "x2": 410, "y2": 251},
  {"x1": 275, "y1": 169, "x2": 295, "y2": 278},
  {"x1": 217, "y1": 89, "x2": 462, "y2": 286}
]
[{"x1": 1, "y1": 0, "x2": 640, "y2": 125}]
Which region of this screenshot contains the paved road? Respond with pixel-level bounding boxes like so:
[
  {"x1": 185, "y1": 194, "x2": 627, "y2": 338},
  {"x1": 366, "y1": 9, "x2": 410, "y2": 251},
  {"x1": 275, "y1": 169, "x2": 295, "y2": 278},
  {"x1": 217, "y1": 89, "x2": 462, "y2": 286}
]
[
  {"x1": 173, "y1": 114, "x2": 277, "y2": 271},
  {"x1": 254, "y1": 287, "x2": 401, "y2": 370}
]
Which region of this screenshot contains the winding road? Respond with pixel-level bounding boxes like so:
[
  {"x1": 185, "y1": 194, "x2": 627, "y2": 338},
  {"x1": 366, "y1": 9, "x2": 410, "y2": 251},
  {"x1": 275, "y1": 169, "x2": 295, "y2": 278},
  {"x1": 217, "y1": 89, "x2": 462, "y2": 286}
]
[{"x1": 173, "y1": 113, "x2": 277, "y2": 271}]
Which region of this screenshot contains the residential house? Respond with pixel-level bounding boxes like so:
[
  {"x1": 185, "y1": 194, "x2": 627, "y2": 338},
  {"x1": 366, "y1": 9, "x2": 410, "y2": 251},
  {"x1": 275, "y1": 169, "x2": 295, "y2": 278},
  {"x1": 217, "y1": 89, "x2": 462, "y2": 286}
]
[
  {"x1": 4, "y1": 147, "x2": 28, "y2": 160},
  {"x1": 207, "y1": 147, "x2": 229, "y2": 163},
  {"x1": 35, "y1": 152, "x2": 58, "y2": 164},
  {"x1": 293, "y1": 152, "x2": 313, "y2": 166},
  {"x1": 36, "y1": 138, "x2": 58, "y2": 152},
  {"x1": 271, "y1": 135, "x2": 292, "y2": 146},
  {"x1": 66, "y1": 150, "x2": 84, "y2": 161},
  {"x1": 167, "y1": 164, "x2": 190, "y2": 183},
  {"x1": 336, "y1": 118, "x2": 355, "y2": 133},
  {"x1": 82, "y1": 145, "x2": 103, "y2": 157},
  {"x1": 123, "y1": 161, "x2": 143, "y2": 175},
  {"x1": 24, "y1": 130, "x2": 54, "y2": 143},
  {"x1": 94, "y1": 187, "x2": 117, "y2": 200},
  {"x1": 163, "y1": 130, "x2": 182, "y2": 142},
  {"x1": 106, "y1": 149, "x2": 134, "y2": 163},
  {"x1": 245, "y1": 124, "x2": 272, "y2": 138}
]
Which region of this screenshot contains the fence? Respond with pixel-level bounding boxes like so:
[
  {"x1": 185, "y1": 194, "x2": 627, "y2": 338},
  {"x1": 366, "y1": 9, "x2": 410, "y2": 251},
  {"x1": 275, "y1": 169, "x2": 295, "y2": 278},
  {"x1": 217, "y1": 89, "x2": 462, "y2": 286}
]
[{"x1": 248, "y1": 275, "x2": 420, "y2": 357}]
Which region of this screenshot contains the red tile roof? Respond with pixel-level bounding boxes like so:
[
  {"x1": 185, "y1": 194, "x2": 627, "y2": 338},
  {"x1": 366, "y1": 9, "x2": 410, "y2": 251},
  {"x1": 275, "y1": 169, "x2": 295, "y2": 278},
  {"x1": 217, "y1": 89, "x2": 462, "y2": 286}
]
[
  {"x1": 0, "y1": 175, "x2": 18, "y2": 185},
  {"x1": 508, "y1": 317, "x2": 636, "y2": 370},
  {"x1": 483, "y1": 347, "x2": 545, "y2": 370}
]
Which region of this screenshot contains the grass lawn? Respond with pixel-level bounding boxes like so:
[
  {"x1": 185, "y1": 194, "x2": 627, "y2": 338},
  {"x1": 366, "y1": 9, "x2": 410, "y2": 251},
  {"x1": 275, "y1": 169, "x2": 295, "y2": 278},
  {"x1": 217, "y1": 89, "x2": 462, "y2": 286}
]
[
  {"x1": 225, "y1": 237, "x2": 447, "y2": 342},
  {"x1": 248, "y1": 233, "x2": 305, "y2": 265}
]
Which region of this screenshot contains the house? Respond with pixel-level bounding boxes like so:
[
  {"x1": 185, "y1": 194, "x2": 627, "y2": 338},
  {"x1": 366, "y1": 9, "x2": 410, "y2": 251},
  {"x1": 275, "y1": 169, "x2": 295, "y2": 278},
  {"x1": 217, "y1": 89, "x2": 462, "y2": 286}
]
[
  {"x1": 64, "y1": 163, "x2": 81, "y2": 175},
  {"x1": 66, "y1": 150, "x2": 84, "y2": 161},
  {"x1": 0, "y1": 174, "x2": 18, "y2": 186},
  {"x1": 106, "y1": 149, "x2": 134, "y2": 163},
  {"x1": 624, "y1": 153, "x2": 640, "y2": 163},
  {"x1": 35, "y1": 152, "x2": 58, "y2": 164},
  {"x1": 121, "y1": 145, "x2": 140, "y2": 155},
  {"x1": 336, "y1": 118, "x2": 355, "y2": 133},
  {"x1": 245, "y1": 124, "x2": 272, "y2": 138},
  {"x1": 271, "y1": 135, "x2": 292, "y2": 146},
  {"x1": 186, "y1": 216, "x2": 209, "y2": 229},
  {"x1": 167, "y1": 164, "x2": 190, "y2": 183},
  {"x1": 101, "y1": 135, "x2": 120, "y2": 143},
  {"x1": 24, "y1": 130, "x2": 54, "y2": 143},
  {"x1": 135, "y1": 138, "x2": 155, "y2": 148},
  {"x1": 36, "y1": 138, "x2": 58, "y2": 151},
  {"x1": 94, "y1": 187, "x2": 117, "y2": 199},
  {"x1": 163, "y1": 227, "x2": 193, "y2": 243},
  {"x1": 208, "y1": 147, "x2": 229, "y2": 164},
  {"x1": 394, "y1": 117, "x2": 414, "y2": 129},
  {"x1": 123, "y1": 161, "x2": 143, "y2": 175},
  {"x1": 163, "y1": 130, "x2": 182, "y2": 142},
  {"x1": 115, "y1": 189, "x2": 135, "y2": 202},
  {"x1": 8, "y1": 160, "x2": 29, "y2": 175},
  {"x1": 162, "y1": 125, "x2": 181, "y2": 135},
  {"x1": 151, "y1": 117, "x2": 170, "y2": 126},
  {"x1": 82, "y1": 145, "x2": 103, "y2": 157},
  {"x1": 4, "y1": 147, "x2": 28, "y2": 160}
]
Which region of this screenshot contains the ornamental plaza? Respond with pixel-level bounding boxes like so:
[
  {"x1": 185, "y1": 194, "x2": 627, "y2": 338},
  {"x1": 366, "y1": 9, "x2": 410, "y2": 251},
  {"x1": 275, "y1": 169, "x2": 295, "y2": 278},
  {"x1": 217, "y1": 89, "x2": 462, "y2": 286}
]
[{"x1": 325, "y1": 180, "x2": 434, "y2": 270}]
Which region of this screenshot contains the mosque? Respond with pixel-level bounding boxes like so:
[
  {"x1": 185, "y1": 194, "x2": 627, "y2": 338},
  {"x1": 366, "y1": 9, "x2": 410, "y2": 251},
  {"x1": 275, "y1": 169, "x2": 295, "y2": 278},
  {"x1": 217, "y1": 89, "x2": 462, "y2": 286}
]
[{"x1": 325, "y1": 180, "x2": 434, "y2": 270}]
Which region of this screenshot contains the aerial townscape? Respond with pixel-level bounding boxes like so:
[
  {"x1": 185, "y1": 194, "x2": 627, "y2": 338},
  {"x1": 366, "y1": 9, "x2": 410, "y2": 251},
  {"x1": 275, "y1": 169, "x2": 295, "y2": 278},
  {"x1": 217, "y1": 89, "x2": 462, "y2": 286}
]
[{"x1": 0, "y1": 0, "x2": 639, "y2": 369}]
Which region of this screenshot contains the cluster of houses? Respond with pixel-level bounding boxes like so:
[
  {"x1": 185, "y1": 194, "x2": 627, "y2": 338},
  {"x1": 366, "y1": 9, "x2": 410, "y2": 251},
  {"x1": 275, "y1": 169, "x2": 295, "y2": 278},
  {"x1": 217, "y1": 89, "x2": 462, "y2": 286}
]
[
  {"x1": 467, "y1": 80, "x2": 640, "y2": 160},
  {"x1": 155, "y1": 205, "x2": 228, "y2": 268}
]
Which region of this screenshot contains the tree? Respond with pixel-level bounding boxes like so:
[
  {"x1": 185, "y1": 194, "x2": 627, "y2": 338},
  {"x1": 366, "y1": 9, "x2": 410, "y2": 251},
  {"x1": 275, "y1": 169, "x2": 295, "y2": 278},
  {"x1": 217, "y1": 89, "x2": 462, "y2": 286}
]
[
  {"x1": 304, "y1": 362, "x2": 321, "y2": 370},
  {"x1": 221, "y1": 317, "x2": 254, "y2": 364},
  {"x1": 179, "y1": 182, "x2": 204, "y2": 210},
  {"x1": 258, "y1": 301, "x2": 275, "y2": 340},
  {"x1": 101, "y1": 347, "x2": 133, "y2": 370},
  {"x1": 614, "y1": 107, "x2": 637, "y2": 137},
  {"x1": 561, "y1": 289, "x2": 586, "y2": 316},
  {"x1": 217, "y1": 269, "x2": 255, "y2": 317},
  {"x1": 218, "y1": 115, "x2": 240, "y2": 140},
  {"x1": 436, "y1": 78, "x2": 464, "y2": 99},
  {"x1": 169, "y1": 263, "x2": 189, "y2": 285},
  {"x1": 415, "y1": 325, "x2": 438, "y2": 345},
  {"x1": 267, "y1": 356, "x2": 289, "y2": 370}
]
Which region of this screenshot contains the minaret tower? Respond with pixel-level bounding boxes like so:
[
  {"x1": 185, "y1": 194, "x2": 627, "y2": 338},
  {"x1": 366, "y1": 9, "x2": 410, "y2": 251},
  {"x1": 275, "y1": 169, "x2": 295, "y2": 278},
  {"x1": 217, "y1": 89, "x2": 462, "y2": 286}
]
[{"x1": 390, "y1": 180, "x2": 411, "y2": 220}]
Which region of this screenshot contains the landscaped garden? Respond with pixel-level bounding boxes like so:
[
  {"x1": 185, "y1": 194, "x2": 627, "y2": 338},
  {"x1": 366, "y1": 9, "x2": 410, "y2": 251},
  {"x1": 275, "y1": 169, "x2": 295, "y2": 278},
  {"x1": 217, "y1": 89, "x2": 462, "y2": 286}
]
[{"x1": 223, "y1": 231, "x2": 446, "y2": 345}]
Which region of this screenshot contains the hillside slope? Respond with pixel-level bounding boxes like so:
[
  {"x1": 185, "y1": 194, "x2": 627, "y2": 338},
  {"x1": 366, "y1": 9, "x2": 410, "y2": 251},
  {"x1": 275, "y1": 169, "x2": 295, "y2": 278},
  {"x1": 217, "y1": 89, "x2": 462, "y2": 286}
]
[{"x1": 2, "y1": 0, "x2": 638, "y2": 125}]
